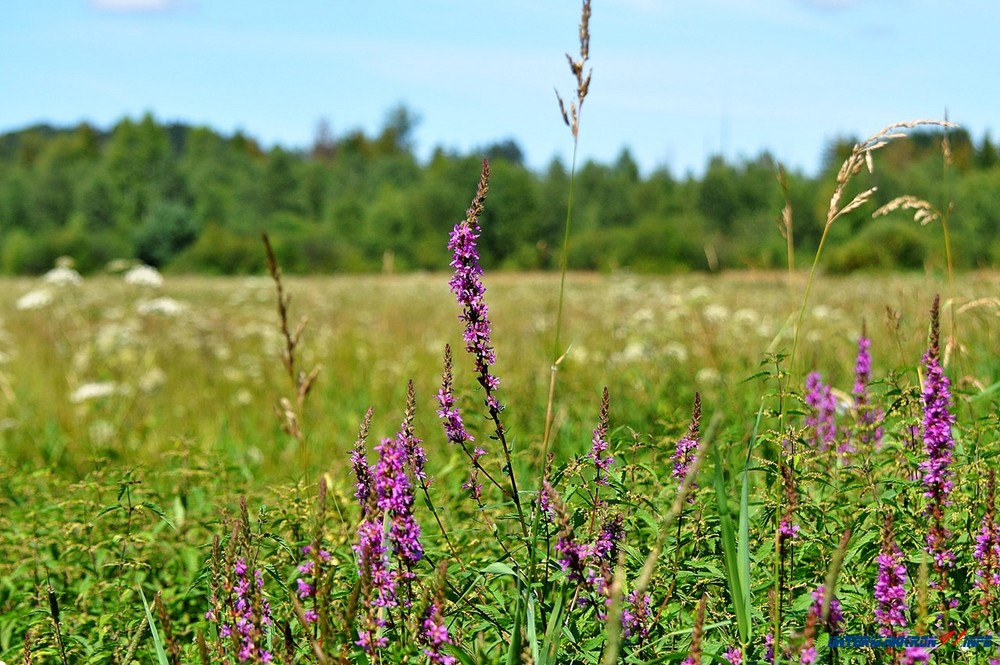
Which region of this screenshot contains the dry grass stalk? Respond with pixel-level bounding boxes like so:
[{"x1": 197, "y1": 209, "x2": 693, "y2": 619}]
[
  {"x1": 872, "y1": 195, "x2": 941, "y2": 226},
  {"x1": 262, "y1": 233, "x2": 321, "y2": 452},
  {"x1": 556, "y1": 0, "x2": 592, "y2": 139},
  {"x1": 776, "y1": 164, "x2": 795, "y2": 279},
  {"x1": 789, "y1": 118, "x2": 956, "y2": 370},
  {"x1": 825, "y1": 119, "x2": 955, "y2": 229}
]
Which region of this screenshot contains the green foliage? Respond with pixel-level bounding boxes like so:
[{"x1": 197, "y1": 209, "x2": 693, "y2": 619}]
[{"x1": 1, "y1": 115, "x2": 997, "y2": 275}]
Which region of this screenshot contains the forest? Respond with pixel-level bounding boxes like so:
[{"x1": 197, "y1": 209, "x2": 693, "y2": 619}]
[{"x1": 1, "y1": 107, "x2": 999, "y2": 275}]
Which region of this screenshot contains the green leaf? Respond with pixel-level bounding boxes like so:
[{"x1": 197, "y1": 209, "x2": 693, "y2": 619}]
[
  {"x1": 541, "y1": 591, "x2": 565, "y2": 665},
  {"x1": 483, "y1": 562, "x2": 518, "y2": 577},
  {"x1": 713, "y1": 441, "x2": 749, "y2": 648},
  {"x1": 138, "y1": 586, "x2": 170, "y2": 665},
  {"x1": 505, "y1": 593, "x2": 523, "y2": 665}
]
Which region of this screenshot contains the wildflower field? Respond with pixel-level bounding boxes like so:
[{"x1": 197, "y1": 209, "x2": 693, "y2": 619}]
[
  {"x1": 2, "y1": 225, "x2": 1000, "y2": 664},
  {"x1": 3, "y1": 3, "x2": 1000, "y2": 663}
]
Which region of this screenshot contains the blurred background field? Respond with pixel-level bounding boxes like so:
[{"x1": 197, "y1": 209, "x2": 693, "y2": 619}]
[{"x1": 2, "y1": 268, "x2": 997, "y2": 481}]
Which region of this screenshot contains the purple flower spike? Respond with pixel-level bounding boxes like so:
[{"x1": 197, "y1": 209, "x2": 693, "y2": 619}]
[
  {"x1": 589, "y1": 387, "x2": 613, "y2": 485},
  {"x1": 898, "y1": 647, "x2": 930, "y2": 664},
  {"x1": 974, "y1": 470, "x2": 1000, "y2": 610},
  {"x1": 621, "y1": 589, "x2": 651, "y2": 642},
  {"x1": 805, "y1": 372, "x2": 837, "y2": 452},
  {"x1": 420, "y1": 599, "x2": 457, "y2": 665},
  {"x1": 874, "y1": 517, "x2": 909, "y2": 636},
  {"x1": 448, "y1": 161, "x2": 501, "y2": 402},
  {"x1": 673, "y1": 393, "x2": 702, "y2": 488},
  {"x1": 920, "y1": 296, "x2": 956, "y2": 585},
  {"x1": 853, "y1": 331, "x2": 884, "y2": 450},
  {"x1": 810, "y1": 585, "x2": 843, "y2": 635},
  {"x1": 723, "y1": 647, "x2": 743, "y2": 665}
]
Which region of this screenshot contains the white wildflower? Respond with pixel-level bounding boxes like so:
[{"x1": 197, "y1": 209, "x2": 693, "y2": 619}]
[
  {"x1": 696, "y1": 367, "x2": 721, "y2": 385},
  {"x1": 16, "y1": 288, "x2": 54, "y2": 310},
  {"x1": 687, "y1": 285, "x2": 713, "y2": 303},
  {"x1": 618, "y1": 341, "x2": 647, "y2": 363},
  {"x1": 137, "y1": 297, "x2": 184, "y2": 316},
  {"x1": 664, "y1": 341, "x2": 688, "y2": 363},
  {"x1": 703, "y1": 304, "x2": 730, "y2": 325},
  {"x1": 124, "y1": 264, "x2": 164, "y2": 288},
  {"x1": 138, "y1": 366, "x2": 167, "y2": 393},
  {"x1": 734, "y1": 308, "x2": 759, "y2": 327},
  {"x1": 70, "y1": 382, "x2": 118, "y2": 403},
  {"x1": 43, "y1": 266, "x2": 82, "y2": 286}
]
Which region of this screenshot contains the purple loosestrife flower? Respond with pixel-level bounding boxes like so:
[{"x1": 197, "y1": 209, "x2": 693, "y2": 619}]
[
  {"x1": 763, "y1": 633, "x2": 775, "y2": 665},
  {"x1": 295, "y1": 545, "x2": 331, "y2": 625},
  {"x1": 589, "y1": 387, "x2": 613, "y2": 485},
  {"x1": 621, "y1": 590, "x2": 652, "y2": 642},
  {"x1": 723, "y1": 648, "x2": 743, "y2": 665},
  {"x1": 853, "y1": 332, "x2": 884, "y2": 450},
  {"x1": 797, "y1": 607, "x2": 818, "y2": 664},
  {"x1": 375, "y1": 432, "x2": 423, "y2": 590},
  {"x1": 920, "y1": 296, "x2": 956, "y2": 583},
  {"x1": 673, "y1": 393, "x2": 702, "y2": 500},
  {"x1": 592, "y1": 513, "x2": 625, "y2": 564},
  {"x1": 810, "y1": 585, "x2": 843, "y2": 635},
  {"x1": 448, "y1": 162, "x2": 500, "y2": 399},
  {"x1": 974, "y1": 470, "x2": 1000, "y2": 610},
  {"x1": 420, "y1": 599, "x2": 457, "y2": 665},
  {"x1": 545, "y1": 480, "x2": 589, "y2": 582},
  {"x1": 898, "y1": 647, "x2": 930, "y2": 664},
  {"x1": 874, "y1": 517, "x2": 908, "y2": 636},
  {"x1": 354, "y1": 517, "x2": 391, "y2": 653},
  {"x1": 352, "y1": 408, "x2": 375, "y2": 516},
  {"x1": 224, "y1": 557, "x2": 274, "y2": 663},
  {"x1": 805, "y1": 371, "x2": 837, "y2": 452},
  {"x1": 436, "y1": 345, "x2": 483, "y2": 501}
]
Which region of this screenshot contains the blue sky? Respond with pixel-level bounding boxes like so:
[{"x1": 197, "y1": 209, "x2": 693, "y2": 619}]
[{"x1": 1, "y1": 0, "x2": 996, "y2": 176}]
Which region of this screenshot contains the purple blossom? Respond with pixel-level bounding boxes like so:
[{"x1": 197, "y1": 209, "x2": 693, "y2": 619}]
[
  {"x1": 592, "y1": 513, "x2": 625, "y2": 564},
  {"x1": 723, "y1": 647, "x2": 743, "y2": 664},
  {"x1": 779, "y1": 517, "x2": 800, "y2": 541},
  {"x1": 810, "y1": 585, "x2": 843, "y2": 634},
  {"x1": 673, "y1": 393, "x2": 702, "y2": 483},
  {"x1": 354, "y1": 518, "x2": 391, "y2": 652},
  {"x1": 352, "y1": 409, "x2": 375, "y2": 516},
  {"x1": 420, "y1": 600, "x2": 457, "y2": 665},
  {"x1": 436, "y1": 346, "x2": 474, "y2": 448},
  {"x1": 205, "y1": 556, "x2": 274, "y2": 663},
  {"x1": 779, "y1": 464, "x2": 800, "y2": 544},
  {"x1": 874, "y1": 518, "x2": 908, "y2": 636},
  {"x1": 898, "y1": 647, "x2": 930, "y2": 664},
  {"x1": 374, "y1": 431, "x2": 424, "y2": 590},
  {"x1": 853, "y1": 333, "x2": 884, "y2": 449},
  {"x1": 447, "y1": 162, "x2": 501, "y2": 403},
  {"x1": 805, "y1": 371, "x2": 837, "y2": 451},
  {"x1": 920, "y1": 296, "x2": 956, "y2": 583},
  {"x1": 974, "y1": 470, "x2": 1000, "y2": 609},
  {"x1": 589, "y1": 387, "x2": 613, "y2": 485},
  {"x1": 764, "y1": 632, "x2": 775, "y2": 665},
  {"x1": 621, "y1": 589, "x2": 651, "y2": 641}
]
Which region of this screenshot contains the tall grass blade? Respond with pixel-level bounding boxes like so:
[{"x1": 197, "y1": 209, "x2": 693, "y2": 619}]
[
  {"x1": 138, "y1": 586, "x2": 170, "y2": 665},
  {"x1": 541, "y1": 591, "x2": 566, "y2": 665},
  {"x1": 713, "y1": 441, "x2": 749, "y2": 648}
]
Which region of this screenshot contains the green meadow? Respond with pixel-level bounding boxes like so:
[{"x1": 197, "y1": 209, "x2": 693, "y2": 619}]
[{"x1": 1, "y1": 264, "x2": 998, "y2": 663}]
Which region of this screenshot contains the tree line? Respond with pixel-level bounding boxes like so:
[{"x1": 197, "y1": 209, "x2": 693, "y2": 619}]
[{"x1": 1, "y1": 108, "x2": 998, "y2": 275}]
